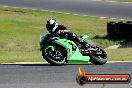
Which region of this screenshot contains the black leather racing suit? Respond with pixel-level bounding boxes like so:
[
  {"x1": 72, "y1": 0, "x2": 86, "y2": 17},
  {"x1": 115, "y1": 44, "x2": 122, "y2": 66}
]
[{"x1": 52, "y1": 25, "x2": 87, "y2": 47}]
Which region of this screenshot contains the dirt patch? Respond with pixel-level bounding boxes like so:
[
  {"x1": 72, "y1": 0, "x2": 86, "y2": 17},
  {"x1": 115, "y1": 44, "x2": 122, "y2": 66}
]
[
  {"x1": 5, "y1": 42, "x2": 16, "y2": 48},
  {"x1": 105, "y1": 45, "x2": 121, "y2": 50},
  {"x1": 25, "y1": 44, "x2": 35, "y2": 49},
  {"x1": 88, "y1": 40, "x2": 98, "y2": 45},
  {"x1": 105, "y1": 41, "x2": 132, "y2": 50}
]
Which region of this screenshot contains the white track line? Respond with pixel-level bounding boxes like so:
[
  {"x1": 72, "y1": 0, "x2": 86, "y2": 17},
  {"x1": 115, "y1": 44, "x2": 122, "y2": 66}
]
[
  {"x1": 107, "y1": 1, "x2": 132, "y2": 4},
  {"x1": 94, "y1": 0, "x2": 132, "y2": 4},
  {"x1": 0, "y1": 62, "x2": 48, "y2": 65},
  {"x1": 0, "y1": 61, "x2": 132, "y2": 65},
  {"x1": 108, "y1": 61, "x2": 132, "y2": 63},
  {"x1": 1, "y1": 5, "x2": 126, "y2": 20}
]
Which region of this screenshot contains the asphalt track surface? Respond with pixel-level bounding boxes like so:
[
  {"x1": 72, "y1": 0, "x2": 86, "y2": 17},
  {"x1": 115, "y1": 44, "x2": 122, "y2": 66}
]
[
  {"x1": 0, "y1": 0, "x2": 132, "y2": 19},
  {"x1": 0, "y1": 62, "x2": 132, "y2": 88}
]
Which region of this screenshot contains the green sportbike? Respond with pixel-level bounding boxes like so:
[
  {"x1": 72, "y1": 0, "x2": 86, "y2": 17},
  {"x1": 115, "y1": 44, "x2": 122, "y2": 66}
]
[{"x1": 40, "y1": 33, "x2": 107, "y2": 65}]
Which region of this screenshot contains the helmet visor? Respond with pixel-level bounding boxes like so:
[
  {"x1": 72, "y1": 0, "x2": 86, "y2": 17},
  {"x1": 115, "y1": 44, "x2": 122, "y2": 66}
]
[{"x1": 46, "y1": 24, "x2": 55, "y2": 29}]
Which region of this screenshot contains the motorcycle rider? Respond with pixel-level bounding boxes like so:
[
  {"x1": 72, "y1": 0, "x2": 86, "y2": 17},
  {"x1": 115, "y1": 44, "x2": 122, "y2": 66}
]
[{"x1": 45, "y1": 19, "x2": 88, "y2": 50}]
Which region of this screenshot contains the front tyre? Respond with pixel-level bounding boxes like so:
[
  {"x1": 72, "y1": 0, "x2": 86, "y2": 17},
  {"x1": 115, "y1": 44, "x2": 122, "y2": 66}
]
[
  {"x1": 42, "y1": 43, "x2": 66, "y2": 65},
  {"x1": 89, "y1": 45, "x2": 107, "y2": 65}
]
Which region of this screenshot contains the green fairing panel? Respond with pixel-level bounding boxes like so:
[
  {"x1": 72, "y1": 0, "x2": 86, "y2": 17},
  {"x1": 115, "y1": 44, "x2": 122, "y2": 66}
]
[
  {"x1": 68, "y1": 48, "x2": 90, "y2": 64},
  {"x1": 40, "y1": 33, "x2": 46, "y2": 49},
  {"x1": 54, "y1": 39, "x2": 73, "y2": 54},
  {"x1": 54, "y1": 39, "x2": 90, "y2": 63},
  {"x1": 40, "y1": 33, "x2": 90, "y2": 63},
  {"x1": 40, "y1": 33, "x2": 46, "y2": 42},
  {"x1": 81, "y1": 35, "x2": 89, "y2": 42}
]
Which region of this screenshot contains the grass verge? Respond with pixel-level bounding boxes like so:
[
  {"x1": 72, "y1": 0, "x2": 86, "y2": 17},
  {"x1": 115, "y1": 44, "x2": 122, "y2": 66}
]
[
  {"x1": 106, "y1": 48, "x2": 132, "y2": 61},
  {"x1": 0, "y1": 6, "x2": 131, "y2": 63},
  {"x1": 0, "y1": 51, "x2": 44, "y2": 63},
  {"x1": 112, "y1": 0, "x2": 132, "y2": 2}
]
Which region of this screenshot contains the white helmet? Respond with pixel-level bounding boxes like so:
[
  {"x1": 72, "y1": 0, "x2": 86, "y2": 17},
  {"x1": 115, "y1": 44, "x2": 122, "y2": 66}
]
[{"x1": 46, "y1": 19, "x2": 58, "y2": 33}]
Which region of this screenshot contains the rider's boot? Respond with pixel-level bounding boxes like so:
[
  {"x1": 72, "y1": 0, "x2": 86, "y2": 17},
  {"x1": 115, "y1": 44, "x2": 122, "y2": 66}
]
[{"x1": 80, "y1": 42, "x2": 90, "y2": 54}]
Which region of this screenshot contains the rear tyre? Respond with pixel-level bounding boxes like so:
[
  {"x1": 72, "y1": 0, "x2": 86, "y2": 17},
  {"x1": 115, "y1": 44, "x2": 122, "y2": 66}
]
[{"x1": 89, "y1": 45, "x2": 107, "y2": 65}]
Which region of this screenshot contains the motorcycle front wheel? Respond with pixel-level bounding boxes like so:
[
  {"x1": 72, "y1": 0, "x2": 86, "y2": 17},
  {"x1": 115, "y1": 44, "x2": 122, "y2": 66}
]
[{"x1": 42, "y1": 43, "x2": 66, "y2": 65}]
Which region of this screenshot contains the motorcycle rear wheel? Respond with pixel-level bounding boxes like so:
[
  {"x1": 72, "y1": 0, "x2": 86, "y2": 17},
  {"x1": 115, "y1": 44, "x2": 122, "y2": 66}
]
[{"x1": 88, "y1": 45, "x2": 107, "y2": 65}]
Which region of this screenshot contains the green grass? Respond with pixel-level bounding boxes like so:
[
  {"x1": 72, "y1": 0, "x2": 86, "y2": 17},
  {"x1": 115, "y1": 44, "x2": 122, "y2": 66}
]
[
  {"x1": 0, "y1": 6, "x2": 131, "y2": 63},
  {"x1": 106, "y1": 48, "x2": 132, "y2": 61},
  {"x1": 0, "y1": 51, "x2": 44, "y2": 63}
]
